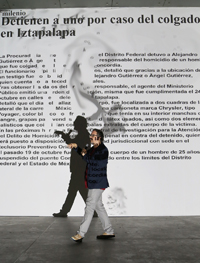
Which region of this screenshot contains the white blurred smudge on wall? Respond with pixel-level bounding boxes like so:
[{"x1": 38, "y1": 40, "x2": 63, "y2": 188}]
[
  {"x1": 107, "y1": 187, "x2": 127, "y2": 215},
  {"x1": 63, "y1": 34, "x2": 127, "y2": 135}
]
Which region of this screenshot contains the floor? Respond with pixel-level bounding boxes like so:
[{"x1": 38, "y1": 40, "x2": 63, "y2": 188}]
[{"x1": 0, "y1": 216, "x2": 200, "y2": 263}]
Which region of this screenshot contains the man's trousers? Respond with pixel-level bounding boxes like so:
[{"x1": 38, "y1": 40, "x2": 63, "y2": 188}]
[{"x1": 78, "y1": 189, "x2": 114, "y2": 237}]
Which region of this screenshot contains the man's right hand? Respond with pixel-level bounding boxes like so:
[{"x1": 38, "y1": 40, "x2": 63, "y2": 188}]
[{"x1": 67, "y1": 143, "x2": 78, "y2": 149}]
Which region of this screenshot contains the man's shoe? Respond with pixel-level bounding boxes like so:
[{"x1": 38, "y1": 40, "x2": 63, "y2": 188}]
[
  {"x1": 97, "y1": 233, "x2": 115, "y2": 239},
  {"x1": 53, "y1": 212, "x2": 67, "y2": 217},
  {"x1": 71, "y1": 234, "x2": 83, "y2": 243}
]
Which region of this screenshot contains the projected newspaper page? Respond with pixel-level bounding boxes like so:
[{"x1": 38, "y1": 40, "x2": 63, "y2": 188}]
[{"x1": 0, "y1": 8, "x2": 200, "y2": 216}]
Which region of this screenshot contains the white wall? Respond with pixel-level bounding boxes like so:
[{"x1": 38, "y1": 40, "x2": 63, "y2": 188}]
[{"x1": 0, "y1": 7, "x2": 200, "y2": 216}]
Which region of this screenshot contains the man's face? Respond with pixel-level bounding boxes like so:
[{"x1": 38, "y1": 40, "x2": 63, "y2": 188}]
[{"x1": 90, "y1": 130, "x2": 100, "y2": 145}]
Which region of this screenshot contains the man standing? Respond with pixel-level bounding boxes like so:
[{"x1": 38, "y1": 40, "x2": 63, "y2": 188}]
[{"x1": 68, "y1": 129, "x2": 115, "y2": 242}]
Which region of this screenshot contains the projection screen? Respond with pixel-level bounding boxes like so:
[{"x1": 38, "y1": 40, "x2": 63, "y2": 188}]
[{"x1": 1, "y1": 7, "x2": 200, "y2": 216}]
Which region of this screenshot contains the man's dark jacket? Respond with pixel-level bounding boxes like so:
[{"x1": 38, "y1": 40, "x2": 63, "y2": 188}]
[{"x1": 75, "y1": 143, "x2": 109, "y2": 189}]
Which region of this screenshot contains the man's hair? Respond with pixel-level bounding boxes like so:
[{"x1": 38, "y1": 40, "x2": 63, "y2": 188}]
[{"x1": 93, "y1": 129, "x2": 104, "y2": 142}]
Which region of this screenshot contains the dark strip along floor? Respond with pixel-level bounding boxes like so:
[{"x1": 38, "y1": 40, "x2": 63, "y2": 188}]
[{"x1": 0, "y1": 216, "x2": 200, "y2": 263}]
